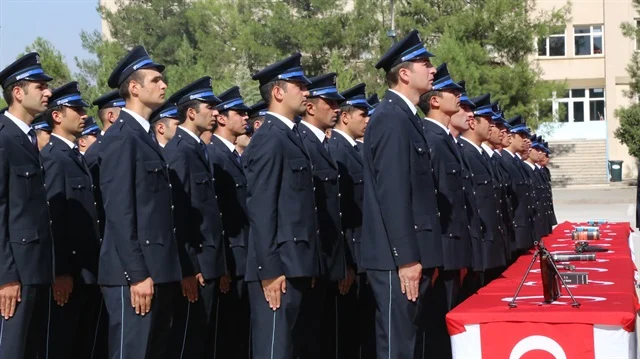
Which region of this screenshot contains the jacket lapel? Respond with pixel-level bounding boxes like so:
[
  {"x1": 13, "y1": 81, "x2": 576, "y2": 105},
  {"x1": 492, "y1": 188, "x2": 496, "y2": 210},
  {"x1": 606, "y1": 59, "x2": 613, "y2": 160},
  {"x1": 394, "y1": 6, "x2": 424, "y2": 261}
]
[
  {"x1": 211, "y1": 135, "x2": 242, "y2": 171},
  {"x1": 265, "y1": 114, "x2": 310, "y2": 159},
  {"x1": 120, "y1": 111, "x2": 165, "y2": 159},
  {"x1": 50, "y1": 136, "x2": 89, "y2": 174},
  {"x1": 0, "y1": 115, "x2": 39, "y2": 161},
  {"x1": 299, "y1": 123, "x2": 336, "y2": 170},
  {"x1": 332, "y1": 130, "x2": 362, "y2": 165},
  {"x1": 176, "y1": 128, "x2": 210, "y2": 172},
  {"x1": 383, "y1": 90, "x2": 428, "y2": 144},
  {"x1": 424, "y1": 119, "x2": 463, "y2": 165}
]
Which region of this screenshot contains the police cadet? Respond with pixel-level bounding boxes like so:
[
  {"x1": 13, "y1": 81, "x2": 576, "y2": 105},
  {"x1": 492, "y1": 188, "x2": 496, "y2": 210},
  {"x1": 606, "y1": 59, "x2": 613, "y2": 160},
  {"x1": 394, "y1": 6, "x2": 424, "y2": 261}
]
[
  {"x1": 483, "y1": 106, "x2": 514, "y2": 267},
  {"x1": 500, "y1": 115, "x2": 535, "y2": 256},
  {"x1": 448, "y1": 87, "x2": 471, "y2": 141},
  {"x1": 243, "y1": 52, "x2": 319, "y2": 359},
  {"x1": 99, "y1": 46, "x2": 181, "y2": 359},
  {"x1": 526, "y1": 135, "x2": 552, "y2": 237},
  {"x1": 148, "y1": 100, "x2": 180, "y2": 153},
  {"x1": 209, "y1": 85, "x2": 252, "y2": 359},
  {"x1": 161, "y1": 77, "x2": 226, "y2": 358},
  {"x1": 299, "y1": 73, "x2": 350, "y2": 358},
  {"x1": 150, "y1": 99, "x2": 181, "y2": 148},
  {"x1": 39, "y1": 81, "x2": 105, "y2": 358},
  {"x1": 91, "y1": 90, "x2": 125, "y2": 143},
  {"x1": 77, "y1": 116, "x2": 100, "y2": 154},
  {"x1": 248, "y1": 100, "x2": 267, "y2": 132},
  {"x1": 417, "y1": 65, "x2": 475, "y2": 358},
  {"x1": 0, "y1": 52, "x2": 54, "y2": 359},
  {"x1": 31, "y1": 113, "x2": 52, "y2": 150},
  {"x1": 363, "y1": 30, "x2": 442, "y2": 358},
  {"x1": 540, "y1": 142, "x2": 558, "y2": 227},
  {"x1": 459, "y1": 95, "x2": 508, "y2": 287},
  {"x1": 329, "y1": 83, "x2": 375, "y2": 358}
]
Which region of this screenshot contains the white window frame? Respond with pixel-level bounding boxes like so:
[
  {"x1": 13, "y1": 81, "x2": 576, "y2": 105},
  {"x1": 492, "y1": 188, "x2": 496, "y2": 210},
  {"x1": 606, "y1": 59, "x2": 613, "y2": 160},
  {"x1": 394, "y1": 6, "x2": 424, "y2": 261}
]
[
  {"x1": 553, "y1": 88, "x2": 605, "y2": 123},
  {"x1": 573, "y1": 25, "x2": 604, "y2": 56},
  {"x1": 536, "y1": 31, "x2": 567, "y2": 57}
]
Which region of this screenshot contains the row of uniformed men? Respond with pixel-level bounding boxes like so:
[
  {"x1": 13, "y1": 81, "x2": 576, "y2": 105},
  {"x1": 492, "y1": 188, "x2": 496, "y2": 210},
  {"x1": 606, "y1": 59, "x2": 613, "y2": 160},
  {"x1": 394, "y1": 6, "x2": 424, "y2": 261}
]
[{"x1": 0, "y1": 29, "x2": 556, "y2": 359}]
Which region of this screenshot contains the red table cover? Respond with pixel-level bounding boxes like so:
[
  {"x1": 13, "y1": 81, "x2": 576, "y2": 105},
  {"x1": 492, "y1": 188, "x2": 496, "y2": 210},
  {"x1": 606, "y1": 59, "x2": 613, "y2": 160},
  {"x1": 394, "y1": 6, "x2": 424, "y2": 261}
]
[{"x1": 446, "y1": 221, "x2": 640, "y2": 335}]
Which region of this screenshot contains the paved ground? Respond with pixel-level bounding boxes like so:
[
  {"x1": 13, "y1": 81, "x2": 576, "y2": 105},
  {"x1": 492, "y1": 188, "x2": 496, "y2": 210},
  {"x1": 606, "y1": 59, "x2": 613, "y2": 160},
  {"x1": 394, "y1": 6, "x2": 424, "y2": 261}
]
[{"x1": 551, "y1": 185, "x2": 640, "y2": 340}]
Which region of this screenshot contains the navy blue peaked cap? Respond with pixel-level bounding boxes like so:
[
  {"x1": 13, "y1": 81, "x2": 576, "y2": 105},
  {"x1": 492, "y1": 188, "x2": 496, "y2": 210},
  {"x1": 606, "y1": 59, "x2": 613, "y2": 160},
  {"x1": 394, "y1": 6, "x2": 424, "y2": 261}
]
[
  {"x1": 248, "y1": 101, "x2": 268, "y2": 118},
  {"x1": 93, "y1": 90, "x2": 125, "y2": 109},
  {"x1": 340, "y1": 83, "x2": 372, "y2": 110},
  {"x1": 307, "y1": 73, "x2": 344, "y2": 101},
  {"x1": 375, "y1": 30, "x2": 435, "y2": 72},
  {"x1": 169, "y1": 76, "x2": 221, "y2": 107},
  {"x1": 251, "y1": 52, "x2": 311, "y2": 87},
  {"x1": 48, "y1": 81, "x2": 89, "y2": 109},
  {"x1": 216, "y1": 86, "x2": 251, "y2": 112},
  {"x1": 149, "y1": 100, "x2": 178, "y2": 124},
  {"x1": 0, "y1": 52, "x2": 52, "y2": 89},
  {"x1": 108, "y1": 45, "x2": 165, "y2": 88}
]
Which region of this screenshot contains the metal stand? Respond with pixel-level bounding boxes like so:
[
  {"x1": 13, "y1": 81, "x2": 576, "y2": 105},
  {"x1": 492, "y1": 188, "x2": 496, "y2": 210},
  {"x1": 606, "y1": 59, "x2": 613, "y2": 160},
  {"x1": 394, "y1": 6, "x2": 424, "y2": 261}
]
[{"x1": 508, "y1": 242, "x2": 581, "y2": 308}]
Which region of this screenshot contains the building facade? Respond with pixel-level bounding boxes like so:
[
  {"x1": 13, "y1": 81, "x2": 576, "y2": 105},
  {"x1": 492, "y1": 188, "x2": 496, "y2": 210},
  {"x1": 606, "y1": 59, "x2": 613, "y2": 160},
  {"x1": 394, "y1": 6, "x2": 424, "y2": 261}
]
[{"x1": 535, "y1": 0, "x2": 638, "y2": 180}]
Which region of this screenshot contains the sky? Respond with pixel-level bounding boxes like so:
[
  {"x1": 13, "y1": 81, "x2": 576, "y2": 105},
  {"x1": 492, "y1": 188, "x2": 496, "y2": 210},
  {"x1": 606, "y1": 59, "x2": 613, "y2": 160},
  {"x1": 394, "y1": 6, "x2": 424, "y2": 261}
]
[{"x1": 0, "y1": 0, "x2": 102, "y2": 74}]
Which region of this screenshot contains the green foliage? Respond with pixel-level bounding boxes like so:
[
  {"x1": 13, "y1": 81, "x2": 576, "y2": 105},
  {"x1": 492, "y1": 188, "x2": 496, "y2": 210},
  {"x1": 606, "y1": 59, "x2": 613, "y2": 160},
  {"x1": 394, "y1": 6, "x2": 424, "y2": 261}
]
[
  {"x1": 614, "y1": 0, "x2": 640, "y2": 155},
  {"x1": 3, "y1": 0, "x2": 570, "y2": 131},
  {"x1": 615, "y1": 104, "x2": 640, "y2": 158}
]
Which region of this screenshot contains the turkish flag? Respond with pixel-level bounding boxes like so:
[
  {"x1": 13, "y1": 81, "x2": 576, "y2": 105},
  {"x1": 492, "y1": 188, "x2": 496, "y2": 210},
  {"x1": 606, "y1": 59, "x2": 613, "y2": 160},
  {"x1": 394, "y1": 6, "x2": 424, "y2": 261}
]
[{"x1": 480, "y1": 322, "x2": 595, "y2": 359}]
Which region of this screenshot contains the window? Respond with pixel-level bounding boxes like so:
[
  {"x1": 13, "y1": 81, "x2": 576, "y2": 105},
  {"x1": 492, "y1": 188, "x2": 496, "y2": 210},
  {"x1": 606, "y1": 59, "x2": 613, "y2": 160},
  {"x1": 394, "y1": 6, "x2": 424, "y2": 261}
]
[
  {"x1": 537, "y1": 31, "x2": 566, "y2": 57},
  {"x1": 574, "y1": 25, "x2": 603, "y2": 56},
  {"x1": 555, "y1": 88, "x2": 605, "y2": 122}
]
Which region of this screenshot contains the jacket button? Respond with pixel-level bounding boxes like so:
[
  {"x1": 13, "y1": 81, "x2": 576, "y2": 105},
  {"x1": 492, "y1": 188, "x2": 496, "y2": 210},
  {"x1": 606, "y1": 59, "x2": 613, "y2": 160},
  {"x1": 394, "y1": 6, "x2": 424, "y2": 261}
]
[
  {"x1": 258, "y1": 266, "x2": 262, "y2": 270},
  {"x1": 22, "y1": 239, "x2": 26, "y2": 243},
  {"x1": 72, "y1": 251, "x2": 76, "y2": 255},
  {"x1": 199, "y1": 244, "x2": 203, "y2": 248},
  {"x1": 414, "y1": 225, "x2": 418, "y2": 229},
  {"x1": 293, "y1": 237, "x2": 297, "y2": 241},
  {"x1": 145, "y1": 240, "x2": 150, "y2": 245}
]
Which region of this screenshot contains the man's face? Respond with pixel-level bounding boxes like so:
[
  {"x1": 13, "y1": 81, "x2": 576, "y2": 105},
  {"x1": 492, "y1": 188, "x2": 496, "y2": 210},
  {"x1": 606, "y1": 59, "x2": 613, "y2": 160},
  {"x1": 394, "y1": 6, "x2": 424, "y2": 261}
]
[
  {"x1": 58, "y1": 106, "x2": 87, "y2": 137},
  {"x1": 476, "y1": 115, "x2": 494, "y2": 141},
  {"x1": 223, "y1": 110, "x2": 248, "y2": 137},
  {"x1": 193, "y1": 102, "x2": 217, "y2": 133},
  {"x1": 488, "y1": 121, "x2": 502, "y2": 145},
  {"x1": 408, "y1": 58, "x2": 436, "y2": 94},
  {"x1": 17, "y1": 81, "x2": 51, "y2": 115},
  {"x1": 529, "y1": 148, "x2": 540, "y2": 162},
  {"x1": 283, "y1": 81, "x2": 310, "y2": 116},
  {"x1": 162, "y1": 118, "x2": 180, "y2": 142},
  {"x1": 438, "y1": 90, "x2": 461, "y2": 116},
  {"x1": 450, "y1": 105, "x2": 472, "y2": 132},
  {"x1": 499, "y1": 126, "x2": 511, "y2": 147},
  {"x1": 515, "y1": 133, "x2": 528, "y2": 152},
  {"x1": 312, "y1": 98, "x2": 340, "y2": 131},
  {"x1": 136, "y1": 69, "x2": 167, "y2": 110},
  {"x1": 345, "y1": 108, "x2": 369, "y2": 139}
]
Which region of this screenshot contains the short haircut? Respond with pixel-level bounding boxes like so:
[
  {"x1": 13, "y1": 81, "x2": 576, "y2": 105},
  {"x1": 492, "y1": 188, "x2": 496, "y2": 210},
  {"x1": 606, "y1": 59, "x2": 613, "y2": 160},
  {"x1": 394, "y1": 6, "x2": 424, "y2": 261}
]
[
  {"x1": 259, "y1": 80, "x2": 288, "y2": 105},
  {"x1": 152, "y1": 116, "x2": 174, "y2": 132},
  {"x1": 416, "y1": 90, "x2": 443, "y2": 114},
  {"x1": 118, "y1": 70, "x2": 145, "y2": 100},
  {"x1": 177, "y1": 100, "x2": 202, "y2": 123},
  {"x1": 44, "y1": 106, "x2": 66, "y2": 128},
  {"x1": 2, "y1": 80, "x2": 30, "y2": 107},
  {"x1": 385, "y1": 61, "x2": 415, "y2": 87}
]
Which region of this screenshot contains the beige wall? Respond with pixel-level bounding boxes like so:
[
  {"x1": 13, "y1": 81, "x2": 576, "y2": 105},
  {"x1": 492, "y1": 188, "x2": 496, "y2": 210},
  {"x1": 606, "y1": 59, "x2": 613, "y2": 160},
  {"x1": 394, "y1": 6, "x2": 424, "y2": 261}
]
[{"x1": 534, "y1": 0, "x2": 638, "y2": 179}]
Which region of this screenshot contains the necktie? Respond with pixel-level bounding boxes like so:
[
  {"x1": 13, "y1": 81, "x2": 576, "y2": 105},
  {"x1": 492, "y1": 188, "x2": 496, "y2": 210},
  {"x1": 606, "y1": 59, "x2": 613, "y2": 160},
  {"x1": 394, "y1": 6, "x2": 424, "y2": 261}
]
[
  {"x1": 322, "y1": 138, "x2": 329, "y2": 152},
  {"x1": 199, "y1": 141, "x2": 209, "y2": 162},
  {"x1": 72, "y1": 146, "x2": 87, "y2": 168},
  {"x1": 148, "y1": 127, "x2": 157, "y2": 143},
  {"x1": 233, "y1": 149, "x2": 241, "y2": 165},
  {"x1": 482, "y1": 150, "x2": 491, "y2": 163},
  {"x1": 27, "y1": 129, "x2": 37, "y2": 150}
]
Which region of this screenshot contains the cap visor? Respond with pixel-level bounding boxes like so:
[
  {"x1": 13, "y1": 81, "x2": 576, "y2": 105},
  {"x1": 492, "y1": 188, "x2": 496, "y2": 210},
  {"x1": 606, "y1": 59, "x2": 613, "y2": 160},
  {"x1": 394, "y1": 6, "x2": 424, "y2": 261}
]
[
  {"x1": 200, "y1": 95, "x2": 223, "y2": 105},
  {"x1": 320, "y1": 93, "x2": 346, "y2": 101},
  {"x1": 224, "y1": 104, "x2": 252, "y2": 112},
  {"x1": 461, "y1": 100, "x2": 476, "y2": 108},
  {"x1": 289, "y1": 75, "x2": 312, "y2": 85},
  {"x1": 141, "y1": 62, "x2": 165, "y2": 73},
  {"x1": 64, "y1": 100, "x2": 90, "y2": 108},
  {"x1": 24, "y1": 73, "x2": 53, "y2": 82}
]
